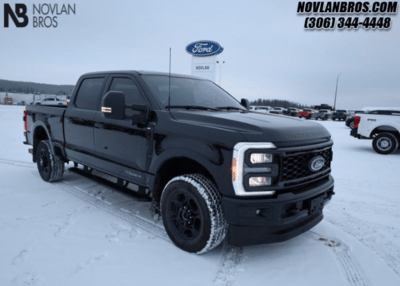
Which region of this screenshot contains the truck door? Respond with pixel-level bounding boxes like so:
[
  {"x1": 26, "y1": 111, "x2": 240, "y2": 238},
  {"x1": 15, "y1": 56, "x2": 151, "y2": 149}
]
[
  {"x1": 64, "y1": 77, "x2": 107, "y2": 163},
  {"x1": 93, "y1": 76, "x2": 150, "y2": 185}
]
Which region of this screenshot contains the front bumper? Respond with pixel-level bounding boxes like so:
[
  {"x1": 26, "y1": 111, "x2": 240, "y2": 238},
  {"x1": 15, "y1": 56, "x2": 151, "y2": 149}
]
[{"x1": 222, "y1": 176, "x2": 334, "y2": 246}]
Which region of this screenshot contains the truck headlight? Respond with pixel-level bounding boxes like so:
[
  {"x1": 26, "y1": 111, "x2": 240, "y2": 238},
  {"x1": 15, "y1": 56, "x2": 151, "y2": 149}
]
[
  {"x1": 249, "y1": 176, "x2": 271, "y2": 187},
  {"x1": 250, "y1": 153, "x2": 273, "y2": 164}
]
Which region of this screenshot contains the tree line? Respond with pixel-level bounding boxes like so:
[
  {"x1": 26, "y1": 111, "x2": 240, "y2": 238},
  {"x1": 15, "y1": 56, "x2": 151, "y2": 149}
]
[
  {"x1": 249, "y1": 99, "x2": 309, "y2": 109},
  {"x1": 0, "y1": 79, "x2": 74, "y2": 95}
]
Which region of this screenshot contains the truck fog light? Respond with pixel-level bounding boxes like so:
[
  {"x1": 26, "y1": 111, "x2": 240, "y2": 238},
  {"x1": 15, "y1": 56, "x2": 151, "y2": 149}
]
[
  {"x1": 249, "y1": 177, "x2": 271, "y2": 187},
  {"x1": 250, "y1": 153, "x2": 273, "y2": 164}
]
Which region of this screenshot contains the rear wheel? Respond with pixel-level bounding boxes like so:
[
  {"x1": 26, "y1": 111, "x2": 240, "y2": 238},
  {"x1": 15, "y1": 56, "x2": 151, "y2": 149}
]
[
  {"x1": 36, "y1": 140, "x2": 65, "y2": 182},
  {"x1": 372, "y1": 133, "x2": 399, "y2": 155},
  {"x1": 350, "y1": 121, "x2": 355, "y2": 129},
  {"x1": 161, "y1": 174, "x2": 227, "y2": 254}
]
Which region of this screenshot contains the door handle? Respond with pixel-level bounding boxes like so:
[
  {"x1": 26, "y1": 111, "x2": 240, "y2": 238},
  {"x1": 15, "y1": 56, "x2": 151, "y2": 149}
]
[{"x1": 95, "y1": 123, "x2": 104, "y2": 129}]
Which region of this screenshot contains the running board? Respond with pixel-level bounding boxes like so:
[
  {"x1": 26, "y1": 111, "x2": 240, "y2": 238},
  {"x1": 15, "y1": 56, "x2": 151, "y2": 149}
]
[{"x1": 68, "y1": 167, "x2": 152, "y2": 202}]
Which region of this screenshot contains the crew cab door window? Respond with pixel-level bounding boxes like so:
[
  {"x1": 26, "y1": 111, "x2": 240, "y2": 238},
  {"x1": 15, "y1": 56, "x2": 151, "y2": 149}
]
[
  {"x1": 75, "y1": 77, "x2": 105, "y2": 110},
  {"x1": 109, "y1": 78, "x2": 146, "y2": 117}
]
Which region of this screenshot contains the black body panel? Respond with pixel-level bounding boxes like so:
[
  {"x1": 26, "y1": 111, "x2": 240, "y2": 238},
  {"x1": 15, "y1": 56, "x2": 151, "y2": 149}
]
[{"x1": 24, "y1": 70, "x2": 335, "y2": 247}]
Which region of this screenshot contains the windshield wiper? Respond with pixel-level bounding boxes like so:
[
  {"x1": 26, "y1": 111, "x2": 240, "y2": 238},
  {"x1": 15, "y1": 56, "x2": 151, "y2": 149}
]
[
  {"x1": 165, "y1": 105, "x2": 220, "y2": 111},
  {"x1": 216, "y1": 106, "x2": 246, "y2": 111}
]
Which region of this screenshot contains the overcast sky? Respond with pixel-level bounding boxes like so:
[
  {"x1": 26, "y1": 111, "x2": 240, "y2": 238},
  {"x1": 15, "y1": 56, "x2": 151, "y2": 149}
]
[{"x1": 1, "y1": 0, "x2": 399, "y2": 108}]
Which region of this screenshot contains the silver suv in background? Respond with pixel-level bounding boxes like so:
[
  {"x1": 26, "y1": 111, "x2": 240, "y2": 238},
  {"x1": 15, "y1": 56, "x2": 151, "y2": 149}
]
[
  {"x1": 314, "y1": 109, "x2": 331, "y2": 120},
  {"x1": 269, "y1": 107, "x2": 286, "y2": 114},
  {"x1": 249, "y1": 106, "x2": 273, "y2": 113}
]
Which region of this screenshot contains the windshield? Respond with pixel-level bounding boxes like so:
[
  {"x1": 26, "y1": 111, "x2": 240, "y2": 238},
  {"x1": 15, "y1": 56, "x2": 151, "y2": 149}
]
[{"x1": 141, "y1": 75, "x2": 245, "y2": 110}]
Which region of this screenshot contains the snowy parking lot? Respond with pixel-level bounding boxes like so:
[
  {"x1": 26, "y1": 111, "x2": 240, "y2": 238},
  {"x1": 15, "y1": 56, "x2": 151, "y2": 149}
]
[{"x1": 1, "y1": 105, "x2": 399, "y2": 286}]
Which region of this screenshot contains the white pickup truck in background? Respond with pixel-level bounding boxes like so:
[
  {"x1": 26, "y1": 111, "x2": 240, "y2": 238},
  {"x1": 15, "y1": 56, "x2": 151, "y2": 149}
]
[
  {"x1": 351, "y1": 109, "x2": 400, "y2": 154},
  {"x1": 34, "y1": 97, "x2": 68, "y2": 106}
]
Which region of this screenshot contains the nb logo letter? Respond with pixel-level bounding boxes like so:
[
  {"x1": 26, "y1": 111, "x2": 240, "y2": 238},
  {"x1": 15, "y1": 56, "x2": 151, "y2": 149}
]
[{"x1": 4, "y1": 4, "x2": 28, "y2": 28}]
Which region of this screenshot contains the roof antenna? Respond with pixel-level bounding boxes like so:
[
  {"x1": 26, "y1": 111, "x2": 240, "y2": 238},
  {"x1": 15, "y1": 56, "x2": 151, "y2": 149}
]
[{"x1": 168, "y1": 48, "x2": 172, "y2": 112}]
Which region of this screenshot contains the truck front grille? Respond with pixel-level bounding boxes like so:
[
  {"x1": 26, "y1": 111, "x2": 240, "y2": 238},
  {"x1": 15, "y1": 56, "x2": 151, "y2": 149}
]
[{"x1": 280, "y1": 146, "x2": 332, "y2": 182}]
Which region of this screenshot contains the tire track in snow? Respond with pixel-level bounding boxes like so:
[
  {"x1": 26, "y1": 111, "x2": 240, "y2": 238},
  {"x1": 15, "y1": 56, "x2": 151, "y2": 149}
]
[
  {"x1": 303, "y1": 231, "x2": 370, "y2": 286},
  {"x1": 73, "y1": 253, "x2": 108, "y2": 274},
  {"x1": 54, "y1": 175, "x2": 243, "y2": 286},
  {"x1": 333, "y1": 197, "x2": 400, "y2": 220},
  {"x1": 214, "y1": 241, "x2": 243, "y2": 286},
  {"x1": 12, "y1": 250, "x2": 29, "y2": 265},
  {"x1": 326, "y1": 210, "x2": 400, "y2": 278},
  {"x1": 53, "y1": 180, "x2": 169, "y2": 241},
  {"x1": 0, "y1": 158, "x2": 35, "y2": 168}
]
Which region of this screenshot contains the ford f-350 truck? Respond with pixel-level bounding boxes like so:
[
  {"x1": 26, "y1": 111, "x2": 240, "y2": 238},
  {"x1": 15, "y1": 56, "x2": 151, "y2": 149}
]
[
  {"x1": 351, "y1": 110, "x2": 400, "y2": 154},
  {"x1": 23, "y1": 71, "x2": 334, "y2": 253}
]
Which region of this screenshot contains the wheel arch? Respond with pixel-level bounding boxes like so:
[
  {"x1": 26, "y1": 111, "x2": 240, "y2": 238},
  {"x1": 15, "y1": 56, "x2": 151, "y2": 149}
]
[
  {"x1": 370, "y1": 125, "x2": 400, "y2": 138},
  {"x1": 151, "y1": 153, "x2": 217, "y2": 203},
  {"x1": 32, "y1": 123, "x2": 65, "y2": 162}
]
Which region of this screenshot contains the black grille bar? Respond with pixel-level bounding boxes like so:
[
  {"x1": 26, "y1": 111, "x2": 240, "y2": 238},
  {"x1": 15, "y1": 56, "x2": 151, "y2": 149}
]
[{"x1": 279, "y1": 144, "x2": 332, "y2": 183}]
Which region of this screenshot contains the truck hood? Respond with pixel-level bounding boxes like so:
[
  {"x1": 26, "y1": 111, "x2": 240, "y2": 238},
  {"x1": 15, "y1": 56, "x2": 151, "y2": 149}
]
[{"x1": 171, "y1": 110, "x2": 331, "y2": 147}]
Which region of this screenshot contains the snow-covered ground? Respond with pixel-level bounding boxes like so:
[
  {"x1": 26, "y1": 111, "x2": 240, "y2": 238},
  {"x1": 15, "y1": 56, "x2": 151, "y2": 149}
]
[{"x1": 1, "y1": 105, "x2": 399, "y2": 286}]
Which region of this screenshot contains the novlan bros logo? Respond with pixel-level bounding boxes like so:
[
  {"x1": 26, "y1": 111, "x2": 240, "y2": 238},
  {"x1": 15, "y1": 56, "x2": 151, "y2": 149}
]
[
  {"x1": 3, "y1": 3, "x2": 76, "y2": 28},
  {"x1": 4, "y1": 4, "x2": 28, "y2": 27}
]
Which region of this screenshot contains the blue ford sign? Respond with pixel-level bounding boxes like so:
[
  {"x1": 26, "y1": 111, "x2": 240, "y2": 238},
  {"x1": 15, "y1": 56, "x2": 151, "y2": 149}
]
[{"x1": 186, "y1": 40, "x2": 224, "y2": 57}]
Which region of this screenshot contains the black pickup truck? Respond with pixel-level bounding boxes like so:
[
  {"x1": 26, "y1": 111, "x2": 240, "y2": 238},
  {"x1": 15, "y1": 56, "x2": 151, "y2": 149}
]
[
  {"x1": 23, "y1": 71, "x2": 334, "y2": 254},
  {"x1": 332, "y1": 110, "x2": 348, "y2": 121}
]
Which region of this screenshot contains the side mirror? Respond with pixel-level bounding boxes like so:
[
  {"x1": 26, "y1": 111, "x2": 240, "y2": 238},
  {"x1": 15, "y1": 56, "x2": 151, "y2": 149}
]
[
  {"x1": 241, "y1": 98, "x2": 250, "y2": 110},
  {"x1": 101, "y1": 91, "x2": 125, "y2": 120}
]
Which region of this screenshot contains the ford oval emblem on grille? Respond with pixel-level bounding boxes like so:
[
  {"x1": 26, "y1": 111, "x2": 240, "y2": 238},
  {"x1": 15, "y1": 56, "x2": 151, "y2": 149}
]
[{"x1": 309, "y1": 156, "x2": 325, "y2": 172}]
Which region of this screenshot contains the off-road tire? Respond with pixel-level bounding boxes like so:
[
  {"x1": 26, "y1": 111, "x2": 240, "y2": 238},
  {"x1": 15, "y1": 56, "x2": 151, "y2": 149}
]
[
  {"x1": 161, "y1": 174, "x2": 228, "y2": 254},
  {"x1": 349, "y1": 120, "x2": 355, "y2": 129},
  {"x1": 372, "y1": 133, "x2": 399, "y2": 155},
  {"x1": 36, "y1": 140, "x2": 65, "y2": 182}
]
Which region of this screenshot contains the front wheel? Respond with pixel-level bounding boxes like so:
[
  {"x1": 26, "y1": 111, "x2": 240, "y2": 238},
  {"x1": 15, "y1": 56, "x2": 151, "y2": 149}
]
[
  {"x1": 161, "y1": 174, "x2": 227, "y2": 254},
  {"x1": 372, "y1": 133, "x2": 399, "y2": 155},
  {"x1": 36, "y1": 140, "x2": 65, "y2": 182}
]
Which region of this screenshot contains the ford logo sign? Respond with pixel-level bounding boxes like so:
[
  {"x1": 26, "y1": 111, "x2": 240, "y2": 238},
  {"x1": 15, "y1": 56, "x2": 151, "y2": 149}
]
[
  {"x1": 186, "y1": 40, "x2": 224, "y2": 57},
  {"x1": 308, "y1": 156, "x2": 325, "y2": 172}
]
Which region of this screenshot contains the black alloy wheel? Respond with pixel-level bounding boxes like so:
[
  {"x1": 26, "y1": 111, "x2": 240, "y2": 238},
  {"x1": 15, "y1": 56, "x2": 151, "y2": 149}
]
[
  {"x1": 36, "y1": 140, "x2": 65, "y2": 182},
  {"x1": 161, "y1": 174, "x2": 227, "y2": 254}
]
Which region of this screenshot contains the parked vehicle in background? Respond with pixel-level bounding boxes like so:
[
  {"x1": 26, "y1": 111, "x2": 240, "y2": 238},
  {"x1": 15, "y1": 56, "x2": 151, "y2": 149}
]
[
  {"x1": 346, "y1": 111, "x2": 365, "y2": 129},
  {"x1": 283, "y1": 107, "x2": 300, "y2": 117},
  {"x1": 351, "y1": 110, "x2": 400, "y2": 154},
  {"x1": 312, "y1": 104, "x2": 334, "y2": 111},
  {"x1": 332, "y1": 109, "x2": 348, "y2": 121},
  {"x1": 23, "y1": 70, "x2": 335, "y2": 254},
  {"x1": 298, "y1": 109, "x2": 315, "y2": 119},
  {"x1": 270, "y1": 107, "x2": 286, "y2": 114},
  {"x1": 250, "y1": 106, "x2": 272, "y2": 113},
  {"x1": 34, "y1": 97, "x2": 68, "y2": 106},
  {"x1": 314, "y1": 109, "x2": 331, "y2": 120}
]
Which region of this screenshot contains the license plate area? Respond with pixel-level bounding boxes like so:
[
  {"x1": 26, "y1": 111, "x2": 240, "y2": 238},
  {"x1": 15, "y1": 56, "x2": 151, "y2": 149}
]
[{"x1": 309, "y1": 196, "x2": 324, "y2": 215}]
